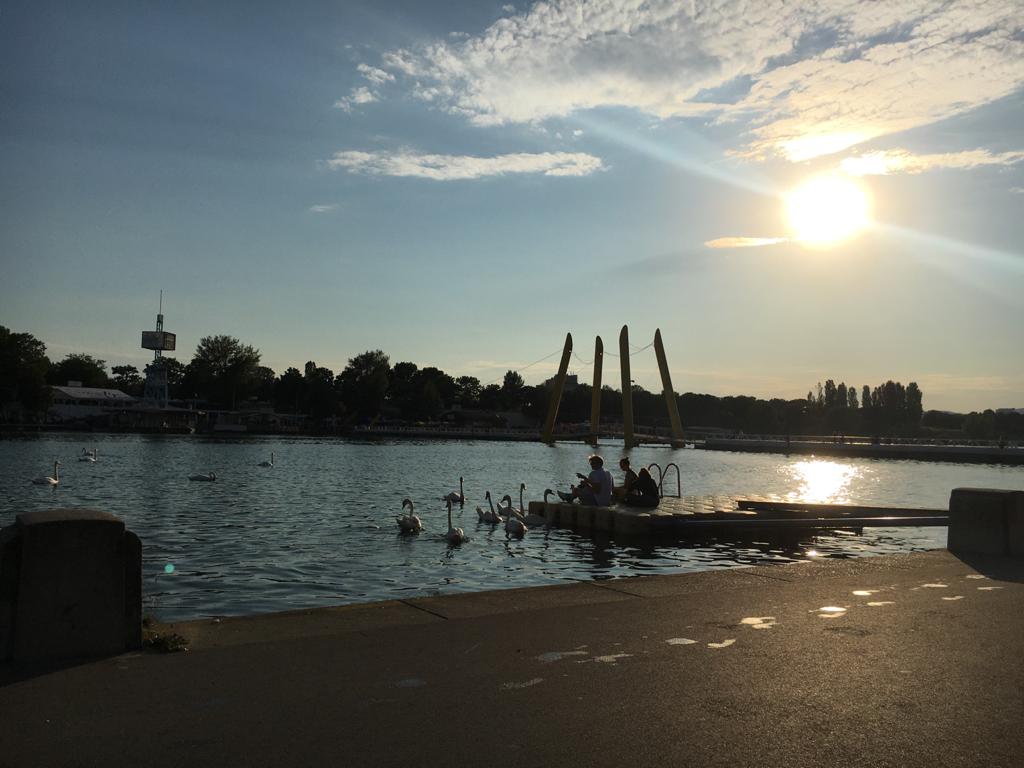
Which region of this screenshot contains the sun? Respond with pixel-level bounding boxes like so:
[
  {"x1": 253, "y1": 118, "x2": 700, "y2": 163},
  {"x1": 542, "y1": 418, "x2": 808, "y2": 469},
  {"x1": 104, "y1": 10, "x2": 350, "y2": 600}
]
[{"x1": 786, "y1": 175, "x2": 872, "y2": 246}]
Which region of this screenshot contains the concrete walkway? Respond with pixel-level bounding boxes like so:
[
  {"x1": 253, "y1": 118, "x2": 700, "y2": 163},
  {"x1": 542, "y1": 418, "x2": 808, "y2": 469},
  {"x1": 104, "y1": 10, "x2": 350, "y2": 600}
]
[{"x1": 2, "y1": 550, "x2": 1022, "y2": 767}]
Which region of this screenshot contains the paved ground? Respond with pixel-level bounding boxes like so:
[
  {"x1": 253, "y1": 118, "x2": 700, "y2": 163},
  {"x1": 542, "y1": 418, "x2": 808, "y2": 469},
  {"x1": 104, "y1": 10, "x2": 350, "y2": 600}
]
[{"x1": 2, "y1": 549, "x2": 1023, "y2": 768}]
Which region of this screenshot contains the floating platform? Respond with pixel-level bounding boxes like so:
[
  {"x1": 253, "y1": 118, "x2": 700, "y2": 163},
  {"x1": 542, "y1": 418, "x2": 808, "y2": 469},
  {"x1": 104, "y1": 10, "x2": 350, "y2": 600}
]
[{"x1": 525, "y1": 494, "x2": 948, "y2": 537}]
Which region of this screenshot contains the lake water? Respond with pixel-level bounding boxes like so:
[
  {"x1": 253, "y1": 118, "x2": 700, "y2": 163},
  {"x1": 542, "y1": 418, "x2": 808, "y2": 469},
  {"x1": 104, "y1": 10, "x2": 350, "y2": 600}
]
[{"x1": 4, "y1": 434, "x2": 1023, "y2": 622}]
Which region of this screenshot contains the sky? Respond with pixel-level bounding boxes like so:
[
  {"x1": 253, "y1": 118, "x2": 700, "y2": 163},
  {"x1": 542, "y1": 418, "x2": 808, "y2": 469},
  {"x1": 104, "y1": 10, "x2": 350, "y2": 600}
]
[{"x1": 2, "y1": 0, "x2": 1022, "y2": 412}]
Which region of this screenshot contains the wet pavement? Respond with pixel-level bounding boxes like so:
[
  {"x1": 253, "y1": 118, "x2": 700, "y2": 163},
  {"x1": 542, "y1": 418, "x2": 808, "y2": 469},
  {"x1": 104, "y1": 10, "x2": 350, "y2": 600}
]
[{"x1": 2, "y1": 549, "x2": 1023, "y2": 767}]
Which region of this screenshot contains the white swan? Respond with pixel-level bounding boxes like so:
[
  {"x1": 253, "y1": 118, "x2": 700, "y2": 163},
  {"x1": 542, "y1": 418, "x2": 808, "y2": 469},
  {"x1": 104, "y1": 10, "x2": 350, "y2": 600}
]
[
  {"x1": 496, "y1": 493, "x2": 514, "y2": 516},
  {"x1": 504, "y1": 497, "x2": 526, "y2": 538},
  {"x1": 445, "y1": 498, "x2": 467, "y2": 544},
  {"x1": 443, "y1": 476, "x2": 465, "y2": 505},
  {"x1": 476, "y1": 491, "x2": 503, "y2": 524},
  {"x1": 514, "y1": 483, "x2": 547, "y2": 527},
  {"x1": 396, "y1": 497, "x2": 423, "y2": 533},
  {"x1": 32, "y1": 460, "x2": 61, "y2": 486},
  {"x1": 189, "y1": 472, "x2": 216, "y2": 482},
  {"x1": 258, "y1": 452, "x2": 275, "y2": 468},
  {"x1": 78, "y1": 448, "x2": 97, "y2": 462}
]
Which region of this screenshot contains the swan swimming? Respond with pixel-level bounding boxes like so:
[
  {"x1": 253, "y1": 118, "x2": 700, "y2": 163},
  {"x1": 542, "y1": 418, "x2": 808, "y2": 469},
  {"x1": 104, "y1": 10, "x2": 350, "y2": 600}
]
[
  {"x1": 189, "y1": 472, "x2": 216, "y2": 482},
  {"x1": 443, "y1": 476, "x2": 465, "y2": 505},
  {"x1": 445, "y1": 498, "x2": 467, "y2": 544},
  {"x1": 32, "y1": 460, "x2": 61, "y2": 486},
  {"x1": 78, "y1": 448, "x2": 97, "y2": 462},
  {"x1": 495, "y1": 493, "x2": 514, "y2": 517},
  {"x1": 396, "y1": 498, "x2": 423, "y2": 533},
  {"x1": 504, "y1": 496, "x2": 526, "y2": 538},
  {"x1": 514, "y1": 483, "x2": 547, "y2": 527},
  {"x1": 476, "y1": 491, "x2": 503, "y2": 524},
  {"x1": 258, "y1": 452, "x2": 275, "y2": 468}
]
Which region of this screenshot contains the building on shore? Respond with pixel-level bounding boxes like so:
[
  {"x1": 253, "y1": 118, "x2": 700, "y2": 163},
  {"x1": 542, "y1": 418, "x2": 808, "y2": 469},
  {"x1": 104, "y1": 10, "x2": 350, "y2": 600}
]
[
  {"x1": 49, "y1": 385, "x2": 136, "y2": 421},
  {"x1": 48, "y1": 384, "x2": 199, "y2": 432}
]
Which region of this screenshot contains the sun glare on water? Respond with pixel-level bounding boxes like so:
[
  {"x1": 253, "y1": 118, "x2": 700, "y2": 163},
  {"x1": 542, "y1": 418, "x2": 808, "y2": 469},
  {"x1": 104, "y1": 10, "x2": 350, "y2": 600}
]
[{"x1": 786, "y1": 175, "x2": 872, "y2": 246}]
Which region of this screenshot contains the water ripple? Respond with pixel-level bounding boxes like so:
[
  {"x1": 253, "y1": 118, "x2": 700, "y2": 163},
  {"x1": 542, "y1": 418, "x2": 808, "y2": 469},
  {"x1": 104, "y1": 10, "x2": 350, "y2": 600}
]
[{"x1": 4, "y1": 434, "x2": 1018, "y2": 621}]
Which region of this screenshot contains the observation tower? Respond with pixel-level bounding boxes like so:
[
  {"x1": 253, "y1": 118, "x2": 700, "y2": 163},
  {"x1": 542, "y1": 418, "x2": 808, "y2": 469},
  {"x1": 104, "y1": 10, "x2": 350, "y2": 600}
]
[{"x1": 141, "y1": 291, "x2": 176, "y2": 408}]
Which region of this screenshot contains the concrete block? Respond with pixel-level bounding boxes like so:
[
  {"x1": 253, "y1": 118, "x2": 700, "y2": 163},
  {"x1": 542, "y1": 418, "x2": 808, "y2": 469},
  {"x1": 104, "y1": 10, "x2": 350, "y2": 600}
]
[
  {"x1": 124, "y1": 531, "x2": 143, "y2": 651},
  {"x1": 615, "y1": 510, "x2": 652, "y2": 536},
  {"x1": 0, "y1": 524, "x2": 20, "y2": 660},
  {"x1": 3, "y1": 509, "x2": 141, "y2": 663},
  {"x1": 1008, "y1": 492, "x2": 1024, "y2": 558},
  {"x1": 592, "y1": 507, "x2": 613, "y2": 533},
  {"x1": 576, "y1": 506, "x2": 594, "y2": 531},
  {"x1": 947, "y1": 488, "x2": 1016, "y2": 556}
]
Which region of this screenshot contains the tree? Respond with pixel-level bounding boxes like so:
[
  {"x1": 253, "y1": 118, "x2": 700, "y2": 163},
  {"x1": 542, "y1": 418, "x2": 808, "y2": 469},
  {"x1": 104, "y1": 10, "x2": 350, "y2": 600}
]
[
  {"x1": 478, "y1": 383, "x2": 502, "y2": 412},
  {"x1": 254, "y1": 365, "x2": 277, "y2": 404},
  {"x1": 111, "y1": 364, "x2": 143, "y2": 395},
  {"x1": 823, "y1": 379, "x2": 837, "y2": 409},
  {"x1": 387, "y1": 362, "x2": 420, "y2": 420},
  {"x1": 337, "y1": 350, "x2": 390, "y2": 419},
  {"x1": 303, "y1": 361, "x2": 338, "y2": 419},
  {"x1": 455, "y1": 376, "x2": 482, "y2": 407},
  {"x1": 186, "y1": 335, "x2": 262, "y2": 409},
  {"x1": 905, "y1": 382, "x2": 923, "y2": 423},
  {"x1": 501, "y1": 370, "x2": 525, "y2": 410},
  {"x1": 47, "y1": 353, "x2": 109, "y2": 388},
  {"x1": 0, "y1": 326, "x2": 51, "y2": 417},
  {"x1": 274, "y1": 367, "x2": 305, "y2": 414}
]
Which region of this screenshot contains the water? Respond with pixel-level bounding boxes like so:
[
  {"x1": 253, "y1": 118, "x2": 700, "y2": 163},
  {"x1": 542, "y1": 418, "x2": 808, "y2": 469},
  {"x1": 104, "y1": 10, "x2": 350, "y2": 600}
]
[{"x1": 4, "y1": 434, "x2": 1023, "y2": 621}]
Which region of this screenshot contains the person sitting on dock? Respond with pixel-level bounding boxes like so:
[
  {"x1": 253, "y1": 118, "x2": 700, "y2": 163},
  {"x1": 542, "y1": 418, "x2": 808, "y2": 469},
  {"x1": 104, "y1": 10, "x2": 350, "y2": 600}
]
[
  {"x1": 623, "y1": 467, "x2": 660, "y2": 508},
  {"x1": 614, "y1": 457, "x2": 638, "y2": 500},
  {"x1": 558, "y1": 454, "x2": 613, "y2": 506}
]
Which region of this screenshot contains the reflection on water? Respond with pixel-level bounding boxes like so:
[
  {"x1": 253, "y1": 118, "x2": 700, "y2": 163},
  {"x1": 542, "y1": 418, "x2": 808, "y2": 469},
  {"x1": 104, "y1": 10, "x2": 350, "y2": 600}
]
[
  {"x1": 2, "y1": 434, "x2": 1021, "y2": 622},
  {"x1": 784, "y1": 460, "x2": 860, "y2": 503}
]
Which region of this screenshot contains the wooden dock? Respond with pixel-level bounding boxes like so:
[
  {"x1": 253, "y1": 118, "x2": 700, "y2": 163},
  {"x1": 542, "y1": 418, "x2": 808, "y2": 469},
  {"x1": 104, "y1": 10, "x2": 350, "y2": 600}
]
[{"x1": 525, "y1": 494, "x2": 949, "y2": 536}]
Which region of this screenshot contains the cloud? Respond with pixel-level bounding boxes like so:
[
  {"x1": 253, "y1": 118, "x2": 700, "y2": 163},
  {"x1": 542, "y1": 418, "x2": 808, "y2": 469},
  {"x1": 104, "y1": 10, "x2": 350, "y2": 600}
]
[
  {"x1": 360, "y1": 0, "x2": 1024, "y2": 161},
  {"x1": 357, "y1": 63, "x2": 394, "y2": 86},
  {"x1": 1011, "y1": 187, "x2": 1024, "y2": 195},
  {"x1": 334, "y1": 86, "x2": 379, "y2": 112},
  {"x1": 704, "y1": 236, "x2": 788, "y2": 249},
  {"x1": 841, "y1": 149, "x2": 1024, "y2": 176},
  {"x1": 914, "y1": 373, "x2": 1023, "y2": 395},
  {"x1": 308, "y1": 204, "x2": 338, "y2": 213},
  {"x1": 326, "y1": 149, "x2": 604, "y2": 180}
]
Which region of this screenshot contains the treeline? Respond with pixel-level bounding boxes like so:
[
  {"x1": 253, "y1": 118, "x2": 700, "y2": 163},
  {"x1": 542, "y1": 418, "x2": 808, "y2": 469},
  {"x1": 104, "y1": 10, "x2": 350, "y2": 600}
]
[{"x1": 3, "y1": 325, "x2": 1022, "y2": 438}]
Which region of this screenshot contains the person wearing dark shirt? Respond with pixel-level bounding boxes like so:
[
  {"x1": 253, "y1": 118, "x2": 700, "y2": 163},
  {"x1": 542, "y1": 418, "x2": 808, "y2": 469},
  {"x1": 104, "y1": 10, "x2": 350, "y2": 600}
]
[
  {"x1": 625, "y1": 467, "x2": 660, "y2": 508},
  {"x1": 617, "y1": 457, "x2": 638, "y2": 498}
]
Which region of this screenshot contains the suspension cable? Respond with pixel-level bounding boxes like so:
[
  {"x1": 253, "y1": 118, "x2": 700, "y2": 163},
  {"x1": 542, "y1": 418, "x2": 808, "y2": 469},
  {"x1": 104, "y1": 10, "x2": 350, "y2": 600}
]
[{"x1": 482, "y1": 347, "x2": 563, "y2": 385}]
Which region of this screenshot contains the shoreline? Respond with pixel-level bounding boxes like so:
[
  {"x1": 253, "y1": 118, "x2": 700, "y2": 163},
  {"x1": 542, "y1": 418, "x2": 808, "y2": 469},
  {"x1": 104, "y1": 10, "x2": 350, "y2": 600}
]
[{"x1": 4, "y1": 426, "x2": 1024, "y2": 464}]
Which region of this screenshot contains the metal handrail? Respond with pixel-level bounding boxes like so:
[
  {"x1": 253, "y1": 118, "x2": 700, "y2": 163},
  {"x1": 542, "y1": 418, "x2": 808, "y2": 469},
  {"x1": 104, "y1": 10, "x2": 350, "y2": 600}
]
[{"x1": 662, "y1": 462, "x2": 681, "y2": 497}]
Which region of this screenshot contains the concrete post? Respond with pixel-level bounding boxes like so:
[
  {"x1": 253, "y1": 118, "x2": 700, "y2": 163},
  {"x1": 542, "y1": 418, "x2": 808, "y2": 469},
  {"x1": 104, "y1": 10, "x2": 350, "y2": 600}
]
[
  {"x1": 0, "y1": 509, "x2": 143, "y2": 663},
  {"x1": 541, "y1": 333, "x2": 573, "y2": 444},
  {"x1": 589, "y1": 336, "x2": 603, "y2": 445},
  {"x1": 654, "y1": 328, "x2": 685, "y2": 447},
  {"x1": 947, "y1": 488, "x2": 1024, "y2": 557},
  {"x1": 619, "y1": 325, "x2": 635, "y2": 449}
]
